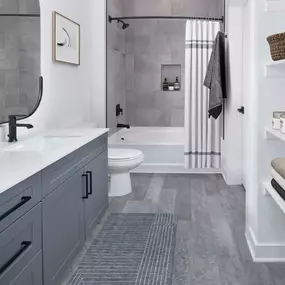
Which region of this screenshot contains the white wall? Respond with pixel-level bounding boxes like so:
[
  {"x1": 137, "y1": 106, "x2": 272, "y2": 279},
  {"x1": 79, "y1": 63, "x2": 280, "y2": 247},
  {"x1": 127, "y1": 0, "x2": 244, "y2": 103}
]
[
  {"x1": 223, "y1": 0, "x2": 285, "y2": 261},
  {"x1": 243, "y1": 0, "x2": 285, "y2": 261},
  {"x1": 222, "y1": 0, "x2": 243, "y2": 186},
  {"x1": 90, "y1": 0, "x2": 107, "y2": 128},
  {"x1": 14, "y1": 0, "x2": 106, "y2": 136},
  {"x1": 242, "y1": 0, "x2": 259, "y2": 239}
]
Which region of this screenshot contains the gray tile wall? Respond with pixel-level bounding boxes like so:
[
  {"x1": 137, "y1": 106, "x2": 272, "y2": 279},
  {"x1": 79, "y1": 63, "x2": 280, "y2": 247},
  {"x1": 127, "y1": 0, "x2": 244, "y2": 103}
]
[
  {"x1": 0, "y1": 0, "x2": 40, "y2": 123},
  {"x1": 120, "y1": 0, "x2": 223, "y2": 127},
  {"x1": 125, "y1": 19, "x2": 186, "y2": 127},
  {"x1": 121, "y1": 0, "x2": 223, "y2": 18},
  {"x1": 108, "y1": 0, "x2": 223, "y2": 127},
  {"x1": 107, "y1": 0, "x2": 127, "y2": 133}
]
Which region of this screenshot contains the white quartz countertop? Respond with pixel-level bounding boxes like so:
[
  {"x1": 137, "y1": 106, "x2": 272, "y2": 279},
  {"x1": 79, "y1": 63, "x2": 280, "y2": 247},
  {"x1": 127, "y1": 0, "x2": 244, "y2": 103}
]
[{"x1": 0, "y1": 128, "x2": 108, "y2": 195}]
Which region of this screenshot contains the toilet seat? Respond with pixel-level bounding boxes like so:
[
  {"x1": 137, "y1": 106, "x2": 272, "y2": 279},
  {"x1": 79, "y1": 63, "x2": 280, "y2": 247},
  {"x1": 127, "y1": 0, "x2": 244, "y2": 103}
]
[{"x1": 108, "y1": 149, "x2": 143, "y2": 161}]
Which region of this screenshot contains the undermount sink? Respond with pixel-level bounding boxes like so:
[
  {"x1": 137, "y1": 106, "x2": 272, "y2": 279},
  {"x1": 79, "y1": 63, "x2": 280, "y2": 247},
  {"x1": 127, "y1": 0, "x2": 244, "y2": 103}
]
[{"x1": 2, "y1": 135, "x2": 81, "y2": 152}]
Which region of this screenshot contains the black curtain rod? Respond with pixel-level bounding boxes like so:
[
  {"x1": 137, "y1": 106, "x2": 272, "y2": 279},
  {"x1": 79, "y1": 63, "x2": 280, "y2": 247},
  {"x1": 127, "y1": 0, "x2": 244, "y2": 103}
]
[
  {"x1": 0, "y1": 14, "x2": 40, "y2": 17},
  {"x1": 109, "y1": 15, "x2": 224, "y2": 23}
]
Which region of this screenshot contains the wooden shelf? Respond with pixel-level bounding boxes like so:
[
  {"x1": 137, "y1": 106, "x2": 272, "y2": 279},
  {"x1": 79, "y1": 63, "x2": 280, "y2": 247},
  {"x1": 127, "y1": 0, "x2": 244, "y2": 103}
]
[
  {"x1": 264, "y1": 61, "x2": 285, "y2": 77},
  {"x1": 265, "y1": 0, "x2": 285, "y2": 11},
  {"x1": 263, "y1": 180, "x2": 285, "y2": 214},
  {"x1": 264, "y1": 126, "x2": 285, "y2": 141}
]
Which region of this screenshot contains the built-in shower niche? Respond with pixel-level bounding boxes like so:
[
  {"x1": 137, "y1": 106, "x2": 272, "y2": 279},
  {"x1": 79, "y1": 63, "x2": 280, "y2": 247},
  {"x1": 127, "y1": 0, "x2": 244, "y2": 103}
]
[{"x1": 161, "y1": 64, "x2": 181, "y2": 92}]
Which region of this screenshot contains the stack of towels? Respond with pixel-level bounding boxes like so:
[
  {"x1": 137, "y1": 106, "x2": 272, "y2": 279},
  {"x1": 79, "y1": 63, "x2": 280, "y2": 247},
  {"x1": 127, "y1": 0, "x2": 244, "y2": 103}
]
[{"x1": 271, "y1": 158, "x2": 285, "y2": 200}]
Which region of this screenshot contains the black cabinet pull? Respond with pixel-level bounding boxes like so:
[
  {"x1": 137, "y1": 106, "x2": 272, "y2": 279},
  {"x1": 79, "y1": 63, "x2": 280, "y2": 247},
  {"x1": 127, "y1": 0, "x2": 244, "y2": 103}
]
[
  {"x1": 0, "y1": 196, "x2": 32, "y2": 222},
  {"x1": 86, "y1": 171, "x2": 93, "y2": 195},
  {"x1": 0, "y1": 241, "x2": 32, "y2": 276},
  {"x1": 82, "y1": 174, "x2": 89, "y2": 199}
]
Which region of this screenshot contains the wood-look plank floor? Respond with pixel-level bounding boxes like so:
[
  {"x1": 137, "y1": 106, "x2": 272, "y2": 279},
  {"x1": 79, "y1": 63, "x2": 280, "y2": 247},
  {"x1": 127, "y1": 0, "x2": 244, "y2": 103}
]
[{"x1": 109, "y1": 174, "x2": 285, "y2": 285}]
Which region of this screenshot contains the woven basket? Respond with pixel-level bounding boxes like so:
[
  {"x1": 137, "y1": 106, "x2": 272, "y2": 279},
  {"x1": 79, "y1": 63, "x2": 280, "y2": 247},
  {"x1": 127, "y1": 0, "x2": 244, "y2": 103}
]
[{"x1": 267, "y1": 32, "x2": 285, "y2": 61}]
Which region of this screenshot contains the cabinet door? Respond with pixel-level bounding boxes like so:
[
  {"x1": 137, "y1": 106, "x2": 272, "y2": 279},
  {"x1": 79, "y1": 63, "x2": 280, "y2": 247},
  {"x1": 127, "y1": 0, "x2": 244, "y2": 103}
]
[
  {"x1": 84, "y1": 151, "x2": 108, "y2": 239},
  {"x1": 43, "y1": 171, "x2": 85, "y2": 285},
  {"x1": 10, "y1": 251, "x2": 42, "y2": 285}
]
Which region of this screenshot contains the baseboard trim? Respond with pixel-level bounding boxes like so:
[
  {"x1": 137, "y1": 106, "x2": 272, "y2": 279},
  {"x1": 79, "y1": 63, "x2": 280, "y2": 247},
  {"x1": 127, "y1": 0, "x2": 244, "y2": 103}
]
[
  {"x1": 131, "y1": 163, "x2": 222, "y2": 174},
  {"x1": 245, "y1": 226, "x2": 285, "y2": 262}
]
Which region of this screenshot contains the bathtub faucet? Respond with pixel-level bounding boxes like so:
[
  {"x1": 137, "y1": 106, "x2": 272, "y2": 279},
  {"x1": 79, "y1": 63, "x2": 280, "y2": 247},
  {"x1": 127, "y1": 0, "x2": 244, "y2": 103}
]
[{"x1": 117, "y1": 123, "x2": 130, "y2": 129}]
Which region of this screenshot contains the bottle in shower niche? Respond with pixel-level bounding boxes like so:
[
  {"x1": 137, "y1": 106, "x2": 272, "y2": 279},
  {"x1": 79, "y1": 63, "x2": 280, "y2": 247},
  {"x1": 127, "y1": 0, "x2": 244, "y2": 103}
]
[
  {"x1": 163, "y1": 78, "x2": 169, "y2": 91},
  {"x1": 174, "y1": 77, "x2": 180, "y2": 91},
  {"x1": 168, "y1": 83, "x2": 174, "y2": 91}
]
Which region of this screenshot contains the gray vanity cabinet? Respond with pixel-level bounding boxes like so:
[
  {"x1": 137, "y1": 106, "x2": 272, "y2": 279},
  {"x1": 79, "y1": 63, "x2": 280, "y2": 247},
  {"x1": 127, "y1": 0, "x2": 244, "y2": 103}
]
[
  {"x1": 0, "y1": 173, "x2": 41, "y2": 234},
  {"x1": 42, "y1": 169, "x2": 85, "y2": 285},
  {"x1": 84, "y1": 151, "x2": 108, "y2": 239},
  {"x1": 10, "y1": 251, "x2": 43, "y2": 285},
  {"x1": 0, "y1": 133, "x2": 108, "y2": 285},
  {"x1": 0, "y1": 204, "x2": 42, "y2": 285}
]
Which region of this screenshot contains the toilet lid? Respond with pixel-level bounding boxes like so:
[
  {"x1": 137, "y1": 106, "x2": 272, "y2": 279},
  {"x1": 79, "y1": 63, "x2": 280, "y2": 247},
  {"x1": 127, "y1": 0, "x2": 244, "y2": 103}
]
[{"x1": 109, "y1": 149, "x2": 143, "y2": 161}]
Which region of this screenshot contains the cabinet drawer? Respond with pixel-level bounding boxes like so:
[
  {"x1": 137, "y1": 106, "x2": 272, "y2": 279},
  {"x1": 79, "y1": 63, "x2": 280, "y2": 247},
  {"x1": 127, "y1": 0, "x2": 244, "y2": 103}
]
[
  {"x1": 0, "y1": 204, "x2": 42, "y2": 285},
  {"x1": 42, "y1": 135, "x2": 107, "y2": 198},
  {"x1": 0, "y1": 174, "x2": 41, "y2": 233},
  {"x1": 10, "y1": 251, "x2": 42, "y2": 285}
]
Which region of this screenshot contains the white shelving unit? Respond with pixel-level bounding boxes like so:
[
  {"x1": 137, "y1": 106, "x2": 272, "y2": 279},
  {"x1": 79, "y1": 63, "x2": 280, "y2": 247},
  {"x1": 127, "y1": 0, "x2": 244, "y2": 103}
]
[
  {"x1": 264, "y1": 61, "x2": 285, "y2": 77},
  {"x1": 264, "y1": 126, "x2": 285, "y2": 141},
  {"x1": 265, "y1": 0, "x2": 285, "y2": 12},
  {"x1": 263, "y1": 181, "x2": 285, "y2": 214},
  {"x1": 264, "y1": 127, "x2": 285, "y2": 214}
]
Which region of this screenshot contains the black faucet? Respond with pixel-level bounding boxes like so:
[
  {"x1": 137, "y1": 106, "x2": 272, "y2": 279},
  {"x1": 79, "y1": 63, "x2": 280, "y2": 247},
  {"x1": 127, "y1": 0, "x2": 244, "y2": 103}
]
[
  {"x1": 8, "y1": 115, "x2": 34, "y2": 143},
  {"x1": 117, "y1": 123, "x2": 130, "y2": 129}
]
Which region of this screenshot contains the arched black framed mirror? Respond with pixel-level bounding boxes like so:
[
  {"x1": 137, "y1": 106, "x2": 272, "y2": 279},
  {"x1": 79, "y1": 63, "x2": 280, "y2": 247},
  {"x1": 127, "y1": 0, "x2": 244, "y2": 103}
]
[{"x1": 0, "y1": 0, "x2": 42, "y2": 124}]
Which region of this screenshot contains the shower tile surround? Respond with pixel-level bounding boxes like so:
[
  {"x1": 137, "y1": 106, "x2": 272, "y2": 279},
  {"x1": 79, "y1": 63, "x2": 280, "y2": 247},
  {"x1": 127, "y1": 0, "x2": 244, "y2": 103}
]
[
  {"x1": 125, "y1": 19, "x2": 186, "y2": 127},
  {"x1": 121, "y1": 0, "x2": 223, "y2": 18},
  {"x1": 107, "y1": 0, "x2": 223, "y2": 127},
  {"x1": 0, "y1": 0, "x2": 40, "y2": 122},
  {"x1": 119, "y1": 0, "x2": 222, "y2": 127}
]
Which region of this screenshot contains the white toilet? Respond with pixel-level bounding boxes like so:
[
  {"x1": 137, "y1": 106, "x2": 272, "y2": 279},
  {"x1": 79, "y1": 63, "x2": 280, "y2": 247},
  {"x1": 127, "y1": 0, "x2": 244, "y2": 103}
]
[{"x1": 108, "y1": 148, "x2": 144, "y2": 197}]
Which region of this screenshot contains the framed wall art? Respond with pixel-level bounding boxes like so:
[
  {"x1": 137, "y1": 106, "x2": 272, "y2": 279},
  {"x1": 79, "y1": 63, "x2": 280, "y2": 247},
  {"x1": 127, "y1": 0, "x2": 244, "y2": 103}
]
[{"x1": 53, "y1": 12, "x2": 80, "y2": 65}]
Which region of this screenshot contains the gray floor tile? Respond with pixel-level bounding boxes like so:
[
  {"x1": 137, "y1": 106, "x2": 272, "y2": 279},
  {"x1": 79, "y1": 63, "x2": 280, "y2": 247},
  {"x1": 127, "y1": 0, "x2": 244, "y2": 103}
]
[
  {"x1": 173, "y1": 221, "x2": 191, "y2": 285},
  {"x1": 108, "y1": 174, "x2": 285, "y2": 285},
  {"x1": 131, "y1": 173, "x2": 153, "y2": 200},
  {"x1": 188, "y1": 256, "x2": 221, "y2": 285},
  {"x1": 122, "y1": 199, "x2": 155, "y2": 213},
  {"x1": 145, "y1": 174, "x2": 166, "y2": 202},
  {"x1": 156, "y1": 188, "x2": 177, "y2": 214},
  {"x1": 164, "y1": 174, "x2": 191, "y2": 191},
  {"x1": 109, "y1": 195, "x2": 130, "y2": 213},
  {"x1": 174, "y1": 187, "x2": 192, "y2": 221}
]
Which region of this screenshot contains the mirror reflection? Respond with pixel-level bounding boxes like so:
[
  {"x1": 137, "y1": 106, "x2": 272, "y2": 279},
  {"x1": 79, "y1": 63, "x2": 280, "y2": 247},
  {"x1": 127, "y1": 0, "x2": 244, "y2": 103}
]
[{"x1": 0, "y1": 0, "x2": 41, "y2": 124}]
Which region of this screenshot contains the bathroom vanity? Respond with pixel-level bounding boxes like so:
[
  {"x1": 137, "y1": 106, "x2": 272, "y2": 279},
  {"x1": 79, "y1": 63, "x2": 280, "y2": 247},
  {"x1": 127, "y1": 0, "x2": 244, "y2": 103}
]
[{"x1": 0, "y1": 128, "x2": 109, "y2": 285}]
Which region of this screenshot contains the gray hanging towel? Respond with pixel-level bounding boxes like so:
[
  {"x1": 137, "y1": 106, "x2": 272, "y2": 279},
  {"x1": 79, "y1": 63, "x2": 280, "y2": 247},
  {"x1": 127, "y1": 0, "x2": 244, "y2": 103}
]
[{"x1": 204, "y1": 31, "x2": 227, "y2": 119}]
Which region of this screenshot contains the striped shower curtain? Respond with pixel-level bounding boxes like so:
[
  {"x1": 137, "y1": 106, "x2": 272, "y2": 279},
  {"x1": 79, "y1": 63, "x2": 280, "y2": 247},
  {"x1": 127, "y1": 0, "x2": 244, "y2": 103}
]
[{"x1": 184, "y1": 20, "x2": 221, "y2": 169}]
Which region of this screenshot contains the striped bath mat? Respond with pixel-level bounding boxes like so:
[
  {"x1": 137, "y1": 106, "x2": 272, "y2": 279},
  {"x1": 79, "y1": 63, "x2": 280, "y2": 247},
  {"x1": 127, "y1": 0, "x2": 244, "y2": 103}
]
[{"x1": 68, "y1": 213, "x2": 177, "y2": 285}]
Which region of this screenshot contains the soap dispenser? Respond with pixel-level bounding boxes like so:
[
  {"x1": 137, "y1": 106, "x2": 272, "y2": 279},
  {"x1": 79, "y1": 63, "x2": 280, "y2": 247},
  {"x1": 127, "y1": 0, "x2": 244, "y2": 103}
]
[
  {"x1": 174, "y1": 77, "x2": 180, "y2": 91},
  {"x1": 163, "y1": 78, "x2": 169, "y2": 91}
]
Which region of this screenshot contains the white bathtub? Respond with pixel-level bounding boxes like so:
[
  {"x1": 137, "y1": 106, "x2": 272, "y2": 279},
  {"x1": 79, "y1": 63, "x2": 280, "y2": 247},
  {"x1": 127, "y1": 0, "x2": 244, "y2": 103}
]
[
  {"x1": 109, "y1": 127, "x2": 183, "y2": 146},
  {"x1": 109, "y1": 127, "x2": 220, "y2": 173}
]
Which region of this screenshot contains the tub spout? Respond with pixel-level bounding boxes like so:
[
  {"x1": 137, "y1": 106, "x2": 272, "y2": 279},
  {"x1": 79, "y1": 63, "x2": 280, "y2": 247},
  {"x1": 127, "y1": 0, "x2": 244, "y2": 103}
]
[{"x1": 117, "y1": 123, "x2": 130, "y2": 129}]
